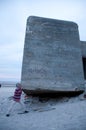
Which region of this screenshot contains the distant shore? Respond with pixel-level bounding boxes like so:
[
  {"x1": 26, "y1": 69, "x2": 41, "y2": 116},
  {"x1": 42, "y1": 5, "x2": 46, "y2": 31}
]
[{"x1": 0, "y1": 81, "x2": 17, "y2": 87}]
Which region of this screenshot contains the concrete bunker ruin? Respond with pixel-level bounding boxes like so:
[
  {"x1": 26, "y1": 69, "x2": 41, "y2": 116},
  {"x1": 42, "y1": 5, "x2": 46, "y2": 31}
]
[{"x1": 21, "y1": 16, "x2": 86, "y2": 97}]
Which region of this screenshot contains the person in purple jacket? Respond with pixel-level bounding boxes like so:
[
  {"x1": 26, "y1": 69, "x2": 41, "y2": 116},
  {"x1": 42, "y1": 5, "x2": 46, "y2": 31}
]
[{"x1": 6, "y1": 83, "x2": 28, "y2": 117}]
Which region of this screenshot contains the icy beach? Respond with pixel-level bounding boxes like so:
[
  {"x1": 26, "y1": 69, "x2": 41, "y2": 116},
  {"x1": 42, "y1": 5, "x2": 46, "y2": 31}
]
[{"x1": 0, "y1": 86, "x2": 86, "y2": 130}]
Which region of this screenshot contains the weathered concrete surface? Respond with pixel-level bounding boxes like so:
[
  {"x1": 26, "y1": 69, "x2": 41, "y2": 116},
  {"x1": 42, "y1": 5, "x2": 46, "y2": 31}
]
[
  {"x1": 81, "y1": 41, "x2": 86, "y2": 57},
  {"x1": 21, "y1": 16, "x2": 84, "y2": 92}
]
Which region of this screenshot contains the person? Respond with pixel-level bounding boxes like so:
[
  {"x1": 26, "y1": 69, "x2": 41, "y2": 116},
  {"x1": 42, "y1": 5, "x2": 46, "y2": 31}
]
[{"x1": 6, "y1": 83, "x2": 28, "y2": 117}]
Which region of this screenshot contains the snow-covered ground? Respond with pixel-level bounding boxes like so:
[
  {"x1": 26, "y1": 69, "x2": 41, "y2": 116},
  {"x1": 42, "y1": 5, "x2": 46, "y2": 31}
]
[{"x1": 0, "y1": 86, "x2": 86, "y2": 130}]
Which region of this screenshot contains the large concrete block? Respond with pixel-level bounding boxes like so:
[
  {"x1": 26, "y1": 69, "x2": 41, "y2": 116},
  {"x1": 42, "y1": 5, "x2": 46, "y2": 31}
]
[{"x1": 21, "y1": 16, "x2": 84, "y2": 91}]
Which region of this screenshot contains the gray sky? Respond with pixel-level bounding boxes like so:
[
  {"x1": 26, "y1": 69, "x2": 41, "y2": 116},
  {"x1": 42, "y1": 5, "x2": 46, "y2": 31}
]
[{"x1": 0, "y1": 0, "x2": 86, "y2": 82}]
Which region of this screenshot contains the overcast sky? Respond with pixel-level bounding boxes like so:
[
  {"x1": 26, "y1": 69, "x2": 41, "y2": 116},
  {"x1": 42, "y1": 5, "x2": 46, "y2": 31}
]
[{"x1": 0, "y1": 0, "x2": 86, "y2": 82}]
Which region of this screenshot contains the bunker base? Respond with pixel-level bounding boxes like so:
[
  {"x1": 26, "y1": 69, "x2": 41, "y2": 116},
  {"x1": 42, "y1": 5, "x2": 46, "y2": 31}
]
[{"x1": 23, "y1": 89, "x2": 84, "y2": 98}]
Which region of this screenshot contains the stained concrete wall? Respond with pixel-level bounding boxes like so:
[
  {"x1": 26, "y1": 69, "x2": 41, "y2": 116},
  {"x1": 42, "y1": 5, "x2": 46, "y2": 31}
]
[
  {"x1": 81, "y1": 41, "x2": 86, "y2": 57},
  {"x1": 21, "y1": 16, "x2": 84, "y2": 91}
]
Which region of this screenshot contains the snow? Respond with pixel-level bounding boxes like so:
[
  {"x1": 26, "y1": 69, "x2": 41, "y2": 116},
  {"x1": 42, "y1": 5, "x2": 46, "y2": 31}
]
[{"x1": 0, "y1": 87, "x2": 86, "y2": 130}]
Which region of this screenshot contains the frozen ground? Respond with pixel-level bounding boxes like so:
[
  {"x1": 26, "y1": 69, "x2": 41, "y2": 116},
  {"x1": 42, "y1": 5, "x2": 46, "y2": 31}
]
[{"x1": 0, "y1": 87, "x2": 86, "y2": 130}]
